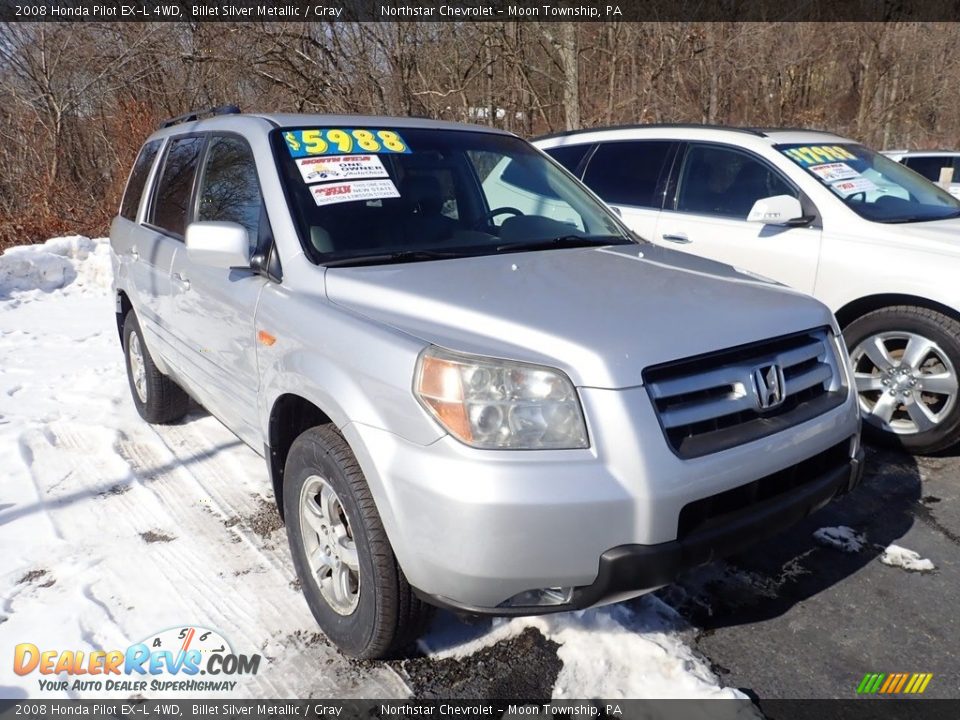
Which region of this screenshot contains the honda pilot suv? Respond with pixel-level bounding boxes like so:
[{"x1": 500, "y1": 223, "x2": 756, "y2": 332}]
[{"x1": 111, "y1": 108, "x2": 862, "y2": 658}]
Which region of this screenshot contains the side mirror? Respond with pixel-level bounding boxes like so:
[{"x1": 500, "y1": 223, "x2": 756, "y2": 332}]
[
  {"x1": 746, "y1": 195, "x2": 806, "y2": 226},
  {"x1": 185, "y1": 221, "x2": 250, "y2": 269}
]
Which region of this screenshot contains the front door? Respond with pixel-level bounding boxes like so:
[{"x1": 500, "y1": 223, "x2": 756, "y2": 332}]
[
  {"x1": 654, "y1": 142, "x2": 822, "y2": 294},
  {"x1": 169, "y1": 135, "x2": 268, "y2": 445}
]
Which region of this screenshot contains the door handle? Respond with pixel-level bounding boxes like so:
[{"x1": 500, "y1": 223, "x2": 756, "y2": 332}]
[
  {"x1": 129, "y1": 247, "x2": 140, "y2": 261},
  {"x1": 173, "y1": 272, "x2": 190, "y2": 291},
  {"x1": 661, "y1": 233, "x2": 691, "y2": 245}
]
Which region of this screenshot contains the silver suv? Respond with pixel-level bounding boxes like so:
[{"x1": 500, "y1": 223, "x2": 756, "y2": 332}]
[{"x1": 110, "y1": 108, "x2": 863, "y2": 658}]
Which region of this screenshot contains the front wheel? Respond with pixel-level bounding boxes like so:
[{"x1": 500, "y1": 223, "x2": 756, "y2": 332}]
[
  {"x1": 845, "y1": 305, "x2": 960, "y2": 454},
  {"x1": 282, "y1": 425, "x2": 433, "y2": 658}
]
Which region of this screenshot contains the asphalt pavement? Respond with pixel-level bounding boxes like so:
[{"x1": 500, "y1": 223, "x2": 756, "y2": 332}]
[{"x1": 660, "y1": 444, "x2": 959, "y2": 701}]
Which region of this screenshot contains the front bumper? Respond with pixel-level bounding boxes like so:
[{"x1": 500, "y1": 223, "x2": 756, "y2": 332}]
[
  {"x1": 423, "y1": 445, "x2": 864, "y2": 616},
  {"x1": 342, "y1": 384, "x2": 862, "y2": 613}
]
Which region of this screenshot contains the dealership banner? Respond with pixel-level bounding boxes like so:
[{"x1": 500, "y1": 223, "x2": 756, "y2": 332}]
[
  {"x1": 2, "y1": 700, "x2": 960, "y2": 720},
  {"x1": 4, "y1": 0, "x2": 960, "y2": 22}
]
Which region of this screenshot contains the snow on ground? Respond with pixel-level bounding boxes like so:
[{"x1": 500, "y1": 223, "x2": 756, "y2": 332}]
[
  {"x1": 421, "y1": 599, "x2": 749, "y2": 702},
  {"x1": 879, "y1": 544, "x2": 936, "y2": 572},
  {"x1": 0, "y1": 237, "x2": 740, "y2": 701},
  {"x1": 813, "y1": 526, "x2": 865, "y2": 553}
]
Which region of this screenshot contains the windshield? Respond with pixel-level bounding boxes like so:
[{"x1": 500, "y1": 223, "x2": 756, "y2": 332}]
[
  {"x1": 272, "y1": 126, "x2": 632, "y2": 265},
  {"x1": 776, "y1": 142, "x2": 960, "y2": 223}
]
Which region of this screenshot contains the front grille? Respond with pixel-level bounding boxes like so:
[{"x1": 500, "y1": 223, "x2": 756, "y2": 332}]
[
  {"x1": 645, "y1": 328, "x2": 847, "y2": 458},
  {"x1": 677, "y1": 439, "x2": 852, "y2": 540}
]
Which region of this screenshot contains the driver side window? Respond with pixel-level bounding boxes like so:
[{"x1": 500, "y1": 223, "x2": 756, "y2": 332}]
[
  {"x1": 197, "y1": 136, "x2": 263, "y2": 253},
  {"x1": 676, "y1": 144, "x2": 796, "y2": 220}
]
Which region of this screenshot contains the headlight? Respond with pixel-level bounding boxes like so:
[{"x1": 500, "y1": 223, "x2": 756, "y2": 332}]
[{"x1": 414, "y1": 346, "x2": 589, "y2": 449}]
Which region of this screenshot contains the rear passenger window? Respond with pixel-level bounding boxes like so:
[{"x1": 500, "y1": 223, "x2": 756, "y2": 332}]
[
  {"x1": 150, "y1": 136, "x2": 205, "y2": 237},
  {"x1": 582, "y1": 141, "x2": 674, "y2": 208},
  {"x1": 197, "y1": 136, "x2": 263, "y2": 252},
  {"x1": 120, "y1": 140, "x2": 161, "y2": 221},
  {"x1": 544, "y1": 144, "x2": 592, "y2": 175}
]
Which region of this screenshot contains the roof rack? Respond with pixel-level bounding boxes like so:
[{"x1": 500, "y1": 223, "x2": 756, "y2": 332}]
[
  {"x1": 533, "y1": 123, "x2": 770, "y2": 142},
  {"x1": 159, "y1": 105, "x2": 241, "y2": 129}
]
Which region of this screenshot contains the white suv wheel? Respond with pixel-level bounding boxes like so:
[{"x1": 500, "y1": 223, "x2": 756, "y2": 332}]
[{"x1": 851, "y1": 331, "x2": 958, "y2": 435}]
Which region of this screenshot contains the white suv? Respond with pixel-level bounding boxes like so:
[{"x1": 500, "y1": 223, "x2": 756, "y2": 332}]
[{"x1": 535, "y1": 126, "x2": 960, "y2": 454}]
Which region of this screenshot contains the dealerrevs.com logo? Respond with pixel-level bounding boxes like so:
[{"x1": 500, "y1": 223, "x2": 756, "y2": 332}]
[{"x1": 14, "y1": 625, "x2": 261, "y2": 693}]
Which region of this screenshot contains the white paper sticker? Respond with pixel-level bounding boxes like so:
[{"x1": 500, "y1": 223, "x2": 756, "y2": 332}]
[
  {"x1": 831, "y1": 176, "x2": 877, "y2": 196},
  {"x1": 296, "y1": 154, "x2": 389, "y2": 184},
  {"x1": 311, "y1": 179, "x2": 401, "y2": 207},
  {"x1": 809, "y1": 162, "x2": 859, "y2": 182}
]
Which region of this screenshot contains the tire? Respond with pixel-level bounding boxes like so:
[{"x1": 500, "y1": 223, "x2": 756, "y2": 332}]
[
  {"x1": 283, "y1": 425, "x2": 433, "y2": 659},
  {"x1": 122, "y1": 310, "x2": 190, "y2": 424},
  {"x1": 844, "y1": 305, "x2": 960, "y2": 454}
]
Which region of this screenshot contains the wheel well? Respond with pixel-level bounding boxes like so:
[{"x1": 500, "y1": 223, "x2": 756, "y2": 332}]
[
  {"x1": 116, "y1": 290, "x2": 132, "y2": 341},
  {"x1": 267, "y1": 394, "x2": 333, "y2": 519},
  {"x1": 835, "y1": 294, "x2": 960, "y2": 330}
]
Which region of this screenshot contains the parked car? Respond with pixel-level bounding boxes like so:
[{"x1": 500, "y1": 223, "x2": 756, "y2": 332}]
[
  {"x1": 111, "y1": 109, "x2": 862, "y2": 658},
  {"x1": 883, "y1": 149, "x2": 960, "y2": 199},
  {"x1": 535, "y1": 125, "x2": 960, "y2": 454}
]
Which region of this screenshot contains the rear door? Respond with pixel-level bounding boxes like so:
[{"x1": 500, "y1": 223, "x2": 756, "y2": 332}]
[
  {"x1": 653, "y1": 142, "x2": 822, "y2": 293},
  {"x1": 578, "y1": 140, "x2": 677, "y2": 241},
  {"x1": 138, "y1": 135, "x2": 206, "y2": 371},
  {"x1": 168, "y1": 134, "x2": 268, "y2": 445},
  {"x1": 112, "y1": 139, "x2": 163, "y2": 330}
]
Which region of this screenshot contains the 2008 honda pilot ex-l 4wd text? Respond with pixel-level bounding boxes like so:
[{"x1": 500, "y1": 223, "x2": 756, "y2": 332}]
[{"x1": 110, "y1": 109, "x2": 863, "y2": 658}]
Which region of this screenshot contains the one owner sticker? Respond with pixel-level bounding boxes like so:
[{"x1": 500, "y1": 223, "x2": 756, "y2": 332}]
[
  {"x1": 295, "y1": 154, "x2": 389, "y2": 184},
  {"x1": 809, "y1": 162, "x2": 859, "y2": 182},
  {"x1": 311, "y1": 179, "x2": 401, "y2": 207}
]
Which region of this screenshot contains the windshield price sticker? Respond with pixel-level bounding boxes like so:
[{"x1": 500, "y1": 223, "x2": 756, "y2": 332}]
[
  {"x1": 783, "y1": 145, "x2": 857, "y2": 166},
  {"x1": 296, "y1": 155, "x2": 389, "y2": 184},
  {"x1": 285, "y1": 129, "x2": 411, "y2": 157},
  {"x1": 809, "y1": 162, "x2": 860, "y2": 182},
  {"x1": 831, "y1": 176, "x2": 878, "y2": 196},
  {"x1": 311, "y1": 179, "x2": 401, "y2": 207}
]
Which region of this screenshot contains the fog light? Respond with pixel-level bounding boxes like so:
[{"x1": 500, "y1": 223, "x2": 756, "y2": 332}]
[{"x1": 498, "y1": 586, "x2": 574, "y2": 608}]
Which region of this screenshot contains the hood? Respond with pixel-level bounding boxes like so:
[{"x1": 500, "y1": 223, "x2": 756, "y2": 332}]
[
  {"x1": 325, "y1": 244, "x2": 835, "y2": 389},
  {"x1": 875, "y1": 217, "x2": 960, "y2": 255}
]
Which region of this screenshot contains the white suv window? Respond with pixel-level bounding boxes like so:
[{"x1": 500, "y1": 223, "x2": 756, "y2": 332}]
[
  {"x1": 582, "y1": 141, "x2": 674, "y2": 209},
  {"x1": 778, "y1": 143, "x2": 960, "y2": 223},
  {"x1": 675, "y1": 144, "x2": 795, "y2": 220}
]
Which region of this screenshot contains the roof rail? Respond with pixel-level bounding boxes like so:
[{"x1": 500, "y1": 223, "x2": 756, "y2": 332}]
[
  {"x1": 159, "y1": 105, "x2": 241, "y2": 129},
  {"x1": 533, "y1": 123, "x2": 771, "y2": 142},
  {"x1": 746, "y1": 126, "x2": 837, "y2": 136}
]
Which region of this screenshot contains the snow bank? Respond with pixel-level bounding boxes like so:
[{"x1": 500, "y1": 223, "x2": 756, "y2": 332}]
[
  {"x1": 421, "y1": 598, "x2": 749, "y2": 702},
  {"x1": 0, "y1": 235, "x2": 111, "y2": 298},
  {"x1": 880, "y1": 544, "x2": 935, "y2": 572},
  {"x1": 813, "y1": 526, "x2": 865, "y2": 553}
]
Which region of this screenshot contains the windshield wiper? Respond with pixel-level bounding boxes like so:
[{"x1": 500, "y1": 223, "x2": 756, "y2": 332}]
[
  {"x1": 496, "y1": 234, "x2": 634, "y2": 253},
  {"x1": 322, "y1": 249, "x2": 469, "y2": 267}
]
